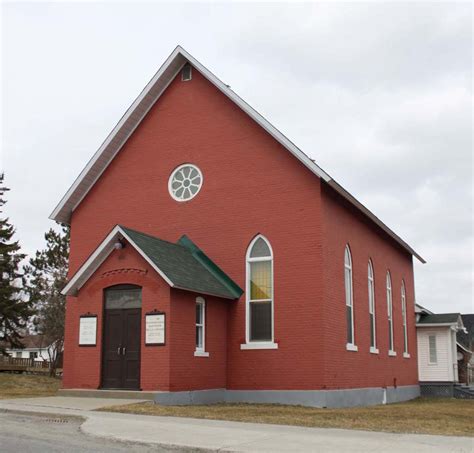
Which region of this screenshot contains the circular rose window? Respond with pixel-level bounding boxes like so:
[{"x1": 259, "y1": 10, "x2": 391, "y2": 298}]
[{"x1": 168, "y1": 164, "x2": 203, "y2": 202}]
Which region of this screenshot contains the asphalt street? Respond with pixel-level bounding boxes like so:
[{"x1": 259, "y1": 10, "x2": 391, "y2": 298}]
[{"x1": 0, "y1": 411, "x2": 189, "y2": 453}]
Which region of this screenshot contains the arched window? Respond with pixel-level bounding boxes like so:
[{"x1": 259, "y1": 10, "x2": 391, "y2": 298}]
[
  {"x1": 368, "y1": 260, "x2": 377, "y2": 352},
  {"x1": 345, "y1": 246, "x2": 356, "y2": 349},
  {"x1": 245, "y1": 235, "x2": 274, "y2": 346},
  {"x1": 401, "y1": 281, "x2": 408, "y2": 357},
  {"x1": 386, "y1": 272, "x2": 395, "y2": 355}
]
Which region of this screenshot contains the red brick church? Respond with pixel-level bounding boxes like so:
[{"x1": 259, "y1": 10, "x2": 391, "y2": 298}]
[{"x1": 51, "y1": 46, "x2": 424, "y2": 407}]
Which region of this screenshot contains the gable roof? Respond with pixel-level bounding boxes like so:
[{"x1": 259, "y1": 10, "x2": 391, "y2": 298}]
[
  {"x1": 1, "y1": 334, "x2": 51, "y2": 350},
  {"x1": 62, "y1": 225, "x2": 243, "y2": 300},
  {"x1": 416, "y1": 312, "x2": 463, "y2": 327},
  {"x1": 50, "y1": 45, "x2": 425, "y2": 263}
]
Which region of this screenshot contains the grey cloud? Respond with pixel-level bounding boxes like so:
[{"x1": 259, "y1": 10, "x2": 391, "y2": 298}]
[{"x1": 1, "y1": 2, "x2": 472, "y2": 313}]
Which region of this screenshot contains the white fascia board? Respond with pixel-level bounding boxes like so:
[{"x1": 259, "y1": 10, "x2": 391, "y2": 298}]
[
  {"x1": 457, "y1": 342, "x2": 472, "y2": 353},
  {"x1": 50, "y1": 45, "x2": 424, "y2": 264},
  {"x1": 119, "y1": 228, "x2": 175, "y2": 288},
  {"x1": 172, "y1": 285, "x2": 236, "y2": 300},
  {"x1": 178, "y1": 48, "x2": 332, "y2": 184},
  {"x1": 49, "y1": 47, "x2": 187, "y2": 224},
  {"x1": 416, "y1": 323, "x2": 458, "y2": 328},
  {"x1": 49, "y1": 45, "x2": 330, "y2": 225},
  {"x1": 62, "y1": 225, "x2": 175, "y2": 296}
]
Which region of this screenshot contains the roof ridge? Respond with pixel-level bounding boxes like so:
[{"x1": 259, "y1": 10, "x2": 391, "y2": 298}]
[
  {"x1": 178, "y1": 235, "x2": 243, "y2": 299},
  {"x1": 50, "y1": 46, "x2": 424, "y2": 263},
  {"x1": 119, "y1": 225, "x2": 186, "y2": 249}
]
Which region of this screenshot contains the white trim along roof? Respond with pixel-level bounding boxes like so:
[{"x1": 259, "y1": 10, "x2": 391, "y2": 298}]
[
  {"x1": 61, "y1": 225, "x2": 173, "y2": 295},
  {"x1": 50, "y1": 46, "x2": 425, "y2": 263}
]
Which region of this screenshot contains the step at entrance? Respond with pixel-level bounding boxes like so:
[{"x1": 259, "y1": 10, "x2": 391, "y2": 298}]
[{"x1": 58, "y1": 389, "x2": 157, "y2": 400}]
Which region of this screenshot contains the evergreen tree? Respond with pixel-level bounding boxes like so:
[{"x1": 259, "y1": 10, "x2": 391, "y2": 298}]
[
  {"x1": 0, "y1": 173, "x2": 30, "y2": 354},
  {"x1": 24, "y1": 225, "x2": 69, "y2": 375}
]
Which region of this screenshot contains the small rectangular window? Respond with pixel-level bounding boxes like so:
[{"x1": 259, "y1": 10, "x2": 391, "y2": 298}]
[
  {"x1": 182, "y1": 63, "x2": 192, "y2": 81},
  {"x1": 195, "y1": 299, "x2": 205, "y2": 351},
  {"x1": 429, "y1": 335, "x2": 437, "y2": 363},
  {"x1": 29, "y1": 352, "x2": 38, "y2": 359}
]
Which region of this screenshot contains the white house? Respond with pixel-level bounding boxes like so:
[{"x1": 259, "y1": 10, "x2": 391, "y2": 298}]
[
  {"x1": 416, "y1": 305, "x2": 466, "y2": 396},
  {"x1": 4, "y1": 335, "x2": 53, "y2": 362}
]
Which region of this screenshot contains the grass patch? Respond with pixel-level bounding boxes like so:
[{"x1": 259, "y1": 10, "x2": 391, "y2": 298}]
[
  {"x1": 0, "y1": 373, "x2": 61, "y2": 399},
  {"x1": 99, "y1": 397, "x2": 474, "y2": 437}
]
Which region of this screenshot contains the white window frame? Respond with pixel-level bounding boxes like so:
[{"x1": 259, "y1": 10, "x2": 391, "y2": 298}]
[
  {"x1": 387, "y1": 271, "x2": 396, "y2": 356},
  {"x1": 345, "y1": 245, "x2": 357, "y2": 351},
  {"x1": 241, "y1": 235, "x2": 277, "y2": 350},
  {"x1": 428, "y1": 334, "x2": 437, "y2": 364},
  {"x1": 168, "y1": 163, "x2": 203, "y2": 202},
  {"x1": 368, "y1": 260, "x2": 378, "y2": 354},
  {"x1": 194, "y1": 296, "x2": 209, "y2": 357},
  {"x1": 401, "y1": 281, "x2": 410, "y2": 358}
]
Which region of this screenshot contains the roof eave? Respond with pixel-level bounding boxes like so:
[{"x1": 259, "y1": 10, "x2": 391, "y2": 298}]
[
  {"x1": 325, "y1": 180, "x2": 425, "y2": 264},
  {"x1": 50, "y1": 45, "x2": 423, "y2": 264}
]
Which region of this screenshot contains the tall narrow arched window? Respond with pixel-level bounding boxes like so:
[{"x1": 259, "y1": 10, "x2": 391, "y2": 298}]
[
  {"x1": 344, "y1": 246, "x2": 356, "y2": 350},
  {"x1": 401, "y1": 281, "x2": 409, "y2": 357},
  {"x1": 244, "y1": 235, "x2": 275, "y2": 347},
  {"x1": 368, "y1": 260, "x2": 377, "y2": 352},
  {"x1": 386, "y1": 271, "x2": 395, "y2": 355}
]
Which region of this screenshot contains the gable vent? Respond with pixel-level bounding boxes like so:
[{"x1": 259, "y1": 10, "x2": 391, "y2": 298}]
[{"x1": 181, "y1": 63, "x2": 192, "y2": 81}]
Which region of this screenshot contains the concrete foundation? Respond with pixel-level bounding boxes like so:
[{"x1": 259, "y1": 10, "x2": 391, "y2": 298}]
[{"x1": 153, "y1": 385, "x2": 420, "y2": 408}]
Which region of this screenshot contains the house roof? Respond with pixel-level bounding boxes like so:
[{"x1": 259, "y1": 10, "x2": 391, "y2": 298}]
[
  {"x1": 1, "y1": 334, "x2": 49, "y2": 350},
  {"x1": 417, "y1": 313, "x2": 462, "y2": 326},
  {"x1": 62, "y1": 225, "x2": 243, "y2": 300},
  {"x1": 457, "y1": 314, "x2": 474, "y2": 350},
  {"x1": 50, "y1": 45, "x2": 425, "y2": 264}
]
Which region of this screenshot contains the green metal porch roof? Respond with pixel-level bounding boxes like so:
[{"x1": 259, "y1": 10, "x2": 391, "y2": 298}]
[{"x1": 120, "y1": 226, "x2": 243, "y2": 299}]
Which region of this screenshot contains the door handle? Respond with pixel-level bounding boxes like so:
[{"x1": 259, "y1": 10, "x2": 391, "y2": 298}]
[
  {"x1": 122, "y1": 347, "x2": 126, "y2": 355},
  {"x1": 117, "y1": 347, "x2": 121, "y2": 355}
]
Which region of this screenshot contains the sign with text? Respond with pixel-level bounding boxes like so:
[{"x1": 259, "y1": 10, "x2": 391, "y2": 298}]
[
  {"x1": 79, "y1": 315, "x2": 97, "y2": 346},
  {"x1": 145, "y1": 312, "x2": 165, "y2": 346}
]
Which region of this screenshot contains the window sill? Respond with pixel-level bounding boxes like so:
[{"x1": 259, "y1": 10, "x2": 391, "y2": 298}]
[
  {"x1": 370, "y1": 347, "x2": 379, "y2": 354},
  {"x1": 194, "y1": 351, "x2": 209, "y2": 357},
  {"x1": 240, "y1": 342, "x2": 278, "y2": 350},
  {"x1": 346, "y1": 343, "x2": 358, "y2": 352},
  {"x1": 388, "y1": 350, "x2": 397, "y2": 357},
  {"x1": 403, "y1": 352, "x2": 410, "y2": 359}
]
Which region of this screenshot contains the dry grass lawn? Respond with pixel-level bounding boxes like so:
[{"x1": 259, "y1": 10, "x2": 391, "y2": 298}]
[
  {"x1": 99, "y1": 397, "x2": 474, "y2": 437},
  {"x1": 0, "y1": 373, "x2": 60, "y2": 399}
]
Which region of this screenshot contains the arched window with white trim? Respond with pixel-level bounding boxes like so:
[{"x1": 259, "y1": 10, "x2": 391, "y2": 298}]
[
  {"x1": 401, "y1": 281, "x2": 409, "y2": 357},
  {"x1": 245, "y1": 235, "x2": 274, "y2": 346},
  {"x1": 368, "y1": 260, "x2": 377, "y2": 352},
  {"x1": 386, "y1": 271, "x2": 395, "y2": 355},
  {"x1": 345, "y1": 246, "x2": 356, "y2": 349}
]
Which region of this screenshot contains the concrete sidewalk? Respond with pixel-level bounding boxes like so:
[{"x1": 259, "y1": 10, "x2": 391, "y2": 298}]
[{"x1": 0, "y1": 397, "x2": 471, "y2": 452}]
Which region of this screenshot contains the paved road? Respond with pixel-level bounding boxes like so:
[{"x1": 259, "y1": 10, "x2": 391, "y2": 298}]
[
  {"x1": 0, "y1": 397, "x2": 472, "y2": 452},
  {"x1": 0, "y1": 412, "x2": 187, "y2": 453}
]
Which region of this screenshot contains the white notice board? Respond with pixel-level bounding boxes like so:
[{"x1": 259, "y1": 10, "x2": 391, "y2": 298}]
[
  {"x1": 79, "y1": 316, "x2": 97, "y2": 346},
  {"x1": 145, "y1": 312, "x2": 165, "y2": 345}
]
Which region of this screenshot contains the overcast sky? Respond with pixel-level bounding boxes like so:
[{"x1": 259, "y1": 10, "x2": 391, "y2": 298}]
[{"x1": 1, "y1": 2, "x2": 472, "y2": 313}]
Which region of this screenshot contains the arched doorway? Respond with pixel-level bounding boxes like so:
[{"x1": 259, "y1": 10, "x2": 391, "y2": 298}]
[{"x1": 101, "y1": 284, "x2": 141, "y2": 390}]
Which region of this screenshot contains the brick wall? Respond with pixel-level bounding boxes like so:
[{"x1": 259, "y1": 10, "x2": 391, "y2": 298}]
[
  {"x1": 321, "y1": 184, "x2": 418, "y2": 389},
  {"x1": 63, "y1": 243, "x2": 171, "y2": 390},
  {"x1": 64, "y1": 65, "x2": 418, "y2": 391}
]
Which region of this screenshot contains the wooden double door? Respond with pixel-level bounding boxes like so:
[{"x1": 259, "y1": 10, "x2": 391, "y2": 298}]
[{"x1": 101, "y1": 285, "x2": 141, "y2": 390}]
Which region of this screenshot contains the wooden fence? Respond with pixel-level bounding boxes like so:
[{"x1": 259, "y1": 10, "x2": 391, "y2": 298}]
[{"x1": 0, "y1": 356, "x2": 50, "y2": 372}]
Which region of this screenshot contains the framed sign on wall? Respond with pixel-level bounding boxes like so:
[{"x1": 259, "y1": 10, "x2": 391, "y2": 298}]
[
  {"x1": 145, "y1": 310, "x2": 166, "y2": 346},
  {"x1": 79, "y1": 314, "x2": 97, "y2": 346}
]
